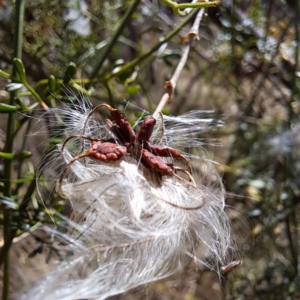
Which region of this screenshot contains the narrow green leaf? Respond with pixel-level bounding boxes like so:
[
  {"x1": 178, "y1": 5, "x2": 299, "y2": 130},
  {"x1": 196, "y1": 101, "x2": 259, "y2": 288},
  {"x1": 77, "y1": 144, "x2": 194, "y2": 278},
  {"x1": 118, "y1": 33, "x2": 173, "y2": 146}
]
[
  {"x1": 13, "y1": 58, "x2": 26, "y2": 82},
  {"x1": 0, "y1": 152, "x2": 15, "y2": 160},
  {"x1": 126, "y1": 84, "x2": 141, "y2": 95},
  {"x1": 0, "y1": 103, "x2": 18, "y2": 113},
  {"x1": 27, "y1": 102, "x2": 39, "y2": 110},
  {"x1": 48, "y1": 75, "x2": 56, "y2": 92},
  {"x1": 63, "y1": 62, "x2": 77, "y2": 84},
  {"x1": 0, "y1": 70, "x2": 11, "y2": 78},
  {"x1": 23, "y1": 82, "x2": 49, "y2": 110},
  {"x1": 15, "y1": 151, "x2": 32, "y2": 160},
  {"x1": 15, "y1": 98, "x2": 29, "y2": 111},
  {"x1": 0, "y1": 151, "x2": 31, "y2": 160}
]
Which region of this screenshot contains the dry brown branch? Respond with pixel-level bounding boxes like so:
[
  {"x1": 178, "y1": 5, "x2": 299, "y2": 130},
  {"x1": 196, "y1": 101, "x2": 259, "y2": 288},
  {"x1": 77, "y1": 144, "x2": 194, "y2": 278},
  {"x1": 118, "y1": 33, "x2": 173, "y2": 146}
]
[{"x1": 153, "y1": 8, "x2": 205, "y2": 118}]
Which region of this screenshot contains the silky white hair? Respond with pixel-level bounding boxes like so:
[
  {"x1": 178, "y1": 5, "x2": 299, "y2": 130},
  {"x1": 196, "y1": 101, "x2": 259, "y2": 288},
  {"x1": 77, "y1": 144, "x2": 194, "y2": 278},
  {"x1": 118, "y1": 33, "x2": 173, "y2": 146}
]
[{"x1": 22, "y1": 98, "x2": 233, "y2": 299}]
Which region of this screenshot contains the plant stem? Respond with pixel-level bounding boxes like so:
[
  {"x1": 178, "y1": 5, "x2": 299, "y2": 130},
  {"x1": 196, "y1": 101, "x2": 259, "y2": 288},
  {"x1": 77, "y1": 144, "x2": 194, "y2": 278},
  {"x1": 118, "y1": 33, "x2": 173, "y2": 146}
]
[
  {"x1": 285, "y1": 215, "x2": 298, "y2": 276},
  {"x1": 153, "y1": 8, "x2": 204, "y2": 117},
  {"x1": 105, "y1": 8, "x2": 198, "y2": 81},
  {"x1": 15, "y1": 113, "x2": 33, "y2": 194},
  {"x1": 2, "y1": 1, "x2": 26, "y2": 299},
  {"x1": 89, "y1": 0, "x2": 142, "y2": 81},
  {"x1": 23, "y1": 81, "x2": 49, "y2": 110}
]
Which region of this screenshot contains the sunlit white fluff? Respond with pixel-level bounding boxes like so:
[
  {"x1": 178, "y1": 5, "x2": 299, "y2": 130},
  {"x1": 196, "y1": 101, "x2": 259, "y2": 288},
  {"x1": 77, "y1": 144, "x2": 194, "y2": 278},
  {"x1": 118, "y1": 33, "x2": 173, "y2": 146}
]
[{"x1": 23, "y1": 98, "x2": 232, "y2": 299}]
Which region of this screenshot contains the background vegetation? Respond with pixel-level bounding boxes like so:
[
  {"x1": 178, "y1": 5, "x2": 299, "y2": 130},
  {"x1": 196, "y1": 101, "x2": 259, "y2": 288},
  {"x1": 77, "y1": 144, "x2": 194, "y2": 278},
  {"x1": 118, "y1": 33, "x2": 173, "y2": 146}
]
[{"x1": 0, "y1": 0, "x2": 300, "y2": 299}]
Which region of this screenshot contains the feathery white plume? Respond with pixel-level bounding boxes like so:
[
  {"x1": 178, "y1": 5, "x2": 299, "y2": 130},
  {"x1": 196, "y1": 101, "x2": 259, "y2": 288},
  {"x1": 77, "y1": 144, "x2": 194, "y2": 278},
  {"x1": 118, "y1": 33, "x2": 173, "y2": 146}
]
[{"x1": 22, "y1": 98, "x2": 232, "y2": 299}]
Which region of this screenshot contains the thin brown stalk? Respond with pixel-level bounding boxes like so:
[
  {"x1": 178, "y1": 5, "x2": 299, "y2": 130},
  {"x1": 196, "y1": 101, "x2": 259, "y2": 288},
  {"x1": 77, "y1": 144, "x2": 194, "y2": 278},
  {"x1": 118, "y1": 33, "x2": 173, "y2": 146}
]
[{"x1": 153, "y1": 8, "x2": 205, "y2": 118}]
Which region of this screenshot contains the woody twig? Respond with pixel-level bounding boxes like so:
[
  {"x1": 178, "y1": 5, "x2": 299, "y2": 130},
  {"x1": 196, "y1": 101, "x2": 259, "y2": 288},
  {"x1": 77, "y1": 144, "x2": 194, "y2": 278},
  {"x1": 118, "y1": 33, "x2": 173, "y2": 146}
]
[{"x1": 153, "y1": 8, "x2": 205, "y2": 118}]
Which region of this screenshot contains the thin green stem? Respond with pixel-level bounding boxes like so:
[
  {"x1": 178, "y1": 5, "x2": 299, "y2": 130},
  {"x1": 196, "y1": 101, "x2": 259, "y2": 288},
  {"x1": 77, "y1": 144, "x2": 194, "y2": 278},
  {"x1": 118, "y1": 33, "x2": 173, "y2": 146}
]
[
  {"x1": 105, "y1": 8, "x2": 198, "y2": 81},
  {"x1": 0, "y1": 70, "x2": 10, "y2": 78},
  {"x1": 89, "y1": 0, "x2": 142, "y2": 81},
  {"x1": 160, "y1": 0, "x2": 219, "y2": 16},
  {"x1": 285, "y1": 215, "x2": 298, "y2": 276},
  {"x1": 34, "y1": 78, "x2": 94, "y2": 90},
  {"x1": 23, "y1": 81, "x2": 49, "y2": 110},
  {"x1": 104, "y1": 81, "x2": 115, "y2": 107},
  {"x1": 20, "y1": 178, "x2": 36, "y2": 213},
  {"x1": 15, "y1": 113, "x2": 33, "y2": 194},
  {"x1": 0, "y1": 178, "x2": 36, "y2": 267},
  {"x1": 2, "y1": 1, "x2": 26, "y2": 299},
  {"x1": 166, "y1": 0, "x2": 219, "y2": 9}
]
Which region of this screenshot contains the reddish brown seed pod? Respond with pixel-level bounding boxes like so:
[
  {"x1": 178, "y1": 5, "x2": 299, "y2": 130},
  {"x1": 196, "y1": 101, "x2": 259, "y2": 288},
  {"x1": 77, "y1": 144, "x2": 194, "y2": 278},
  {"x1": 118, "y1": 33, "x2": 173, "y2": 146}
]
[
  {"x1": 136, "y1": 116, "x2": 156, "y2": 143},
  {"x1": 89, "y1": 141, "x2": 127, "y2": 161},
  {"x1": 60, "y1": 104, "x2": 193, "y2": 188},
  {"x1": 220, "y1": 260, "x2": 242, "y2": 275},
  {"x1": 109, "y1": 108, "x2": 136, "y2": 143},
  {"x1": 140, "y1": 149, "x2": 174, "y2": 176},
  {"x1": 147, "y1": 144, "x2": 192, "y2": 174}
]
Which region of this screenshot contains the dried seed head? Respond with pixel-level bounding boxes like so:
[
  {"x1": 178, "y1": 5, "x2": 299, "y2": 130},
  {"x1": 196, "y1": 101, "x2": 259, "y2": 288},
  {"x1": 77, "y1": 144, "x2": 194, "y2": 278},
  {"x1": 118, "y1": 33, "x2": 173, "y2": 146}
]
[{"x1": 25, "y1": 98, "x2": 233, "y2": 299}]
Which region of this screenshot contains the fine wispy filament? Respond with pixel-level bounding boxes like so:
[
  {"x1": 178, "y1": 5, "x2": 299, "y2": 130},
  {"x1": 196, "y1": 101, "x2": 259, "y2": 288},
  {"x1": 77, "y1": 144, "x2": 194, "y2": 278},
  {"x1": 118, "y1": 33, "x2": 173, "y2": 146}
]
[{"x1": 20, "y1": 98, "x2": 233, "y2": 300}]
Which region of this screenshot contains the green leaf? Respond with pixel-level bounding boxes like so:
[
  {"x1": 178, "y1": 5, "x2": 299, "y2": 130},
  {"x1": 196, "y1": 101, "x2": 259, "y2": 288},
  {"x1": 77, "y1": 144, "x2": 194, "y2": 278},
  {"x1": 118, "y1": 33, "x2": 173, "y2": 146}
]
[
  {"x1": 48, "y1": 75, "x2": 56, "y2": 92},
  {"x1": 13, "y1": 58, "x2": 26, "y2": 82},
  {"x1": 161, "y1": 108, "x2": 170, "y2": 115},
  {"x1": 27, "y1": 102, "x2": 40, "y2": 111},
  {"x1": 63, "y1": 62, "x2": 77, "y2": 84},
  {"x1": 0, "y1": 103, "x2": 18, "y2": 113},
  {"x1": 0, "y1": 151, "x2": 32, "y2": 160},
  {"x1": 15, "y1": 98, "x2": 30, "y2": 111},
  {"x1": 126, "y1": 84, "x2": 140, "y2": 95},
  {"x1": 0, "y1": 152, "x2": 14, "y2": 159},
  {"x1": 0, "y1": 70, "x2": 11, "y2": 78},
  {"x1": 15, "y1": 151, "x2": 32, "y2": 160}
]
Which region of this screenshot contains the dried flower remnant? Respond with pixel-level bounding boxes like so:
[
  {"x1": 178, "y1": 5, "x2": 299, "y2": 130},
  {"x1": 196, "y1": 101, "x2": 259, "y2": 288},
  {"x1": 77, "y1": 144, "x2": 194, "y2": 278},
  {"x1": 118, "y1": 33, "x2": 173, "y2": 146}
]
[
  {"x1": 220, "y1": 260, "x2": 242, "y2": 275},
  {"x1": 58, "y1": 103, "x2": 194, "y2": 190},
  {"x1": 28, "y1": 99, "x2": 232, "y2": 300}
]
